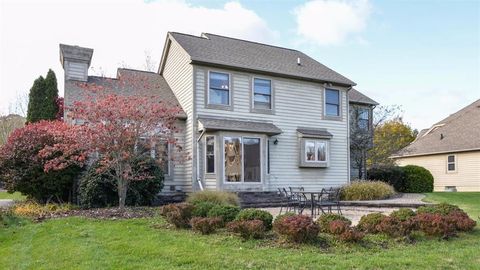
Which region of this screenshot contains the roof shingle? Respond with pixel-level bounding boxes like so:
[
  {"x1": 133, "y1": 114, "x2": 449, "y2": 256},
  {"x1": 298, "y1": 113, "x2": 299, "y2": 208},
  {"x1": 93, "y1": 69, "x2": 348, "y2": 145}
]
[{"x1": 348, "y1": 88, "x2": 378, "y2": 105}]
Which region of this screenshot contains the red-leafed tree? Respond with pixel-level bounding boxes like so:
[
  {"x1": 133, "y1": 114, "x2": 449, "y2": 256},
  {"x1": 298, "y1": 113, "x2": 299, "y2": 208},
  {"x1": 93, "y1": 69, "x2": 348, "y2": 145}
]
[
  {"x1": 0, "y1": 120, "x2": 87, "y2": 202},
  {"x1": 58, "y1": 76, "x2": 184, "y2": 209}
]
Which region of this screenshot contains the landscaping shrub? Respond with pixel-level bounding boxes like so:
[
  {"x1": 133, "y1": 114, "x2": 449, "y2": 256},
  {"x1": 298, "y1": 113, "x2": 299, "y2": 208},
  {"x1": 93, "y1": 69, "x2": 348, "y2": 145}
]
[
  {"x1": 328, "y1": 220, "x2": 350, "y2": 235},
  {"x1": 445, "y1": 211, "x2": 477, "y2": 232},
  {"x1": 12, "y1": 201, "x2": 76, "y2": 219},
  {"x1": 357, "y1": 213, "x2": 387, "y2": 233},
  {"x1": 207, "y1": 204, "x2": 240, "y2": 222},
  {"x1": 376, "y1": 216, "x2": 417, "y2": 238},
  {"x1": 317, "y1": 213, "x2": 352, "y2": 233},
  {"x1": 403, "y1": 165, "x2": 434, "y2": 193},
  {"x1": 390, "y1": 208, "x2": 416, "y2": 221},
  {"x1": 78, "y1": 156, "x2": 164, "y2": 208},
  {"x1": 187, "y1": 191, "x2": 239, "y2": 206},
  {"x1": 227, "y1": 220, "x2": 266, "y2": 240},
  {"x1": 413, "y1": 213, "x2": 456, "y2": 238},
  {"x1": 416, "y1": 203, "x2": 461, "y2": 216},
  {"x1": 274, "y1": 212, "x2": 296, "y2": 223},
  {"x1": 235, "y1": 209, "x2": 273, "y2": 230},
  {"x1": 160, "y1": 203, "x2": 194, "y2": 228},
  {"x1": 367, "y1": 166, "x2": 406, "y2": 192},
  {"x1": 340, "y1": 181, "x2": 395, "y2": 201},
  {"x1": 192, "y1": 201, "x2": 217, "y2": 217},
  {"x1": 273, "y1": 215, "x2": 319, "y2": 243},
  {"x1": 190, "y1": 217, "x2": 223, "y2": 234},
  {"x1": 338, "y1": 228, "x2": 365, "y2": 243}
]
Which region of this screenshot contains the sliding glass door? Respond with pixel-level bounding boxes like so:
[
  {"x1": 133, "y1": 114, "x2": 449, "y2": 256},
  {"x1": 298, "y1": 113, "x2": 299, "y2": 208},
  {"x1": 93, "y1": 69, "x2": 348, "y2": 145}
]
[{"x1": 224, "y1": 137, "x2": 261, "y2": 183}]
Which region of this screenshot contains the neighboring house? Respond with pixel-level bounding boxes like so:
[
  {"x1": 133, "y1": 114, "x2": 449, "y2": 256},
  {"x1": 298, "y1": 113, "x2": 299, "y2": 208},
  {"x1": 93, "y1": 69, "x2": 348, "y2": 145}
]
[
  {"x1": 348, "y1": 89, "x2": 378, "y2": 179},
  {"x1": 392, "y1": 99, "x2": 480, "y2": 192},
  {"x1": 61, "y1": 32, "x2": 377, "y2": 193}
]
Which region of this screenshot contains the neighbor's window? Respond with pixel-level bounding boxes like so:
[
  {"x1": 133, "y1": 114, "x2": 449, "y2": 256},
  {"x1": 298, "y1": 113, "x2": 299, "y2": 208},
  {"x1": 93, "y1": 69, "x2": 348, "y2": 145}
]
[
  {"x1": 206, "y1": 136, "x2": 215, "y2": 173},
  {"x1": 325, "y1": 89, "x2": 340, "y2": 116},
  {"x1": 358, "y1": 108, "x2": 369, "y2": 130},
  {"x1": 253, "y1": 78, "x2": 272, "y2": 110},
  {"x1": 305, "y1": 140, "x2": 327, "y2": 162},
  {"x1": 447, "y1": 155, "x2": 456, "y2": 172},
  {"x1": 209, "y1": 72, "x2": 230, "y2": 105}
]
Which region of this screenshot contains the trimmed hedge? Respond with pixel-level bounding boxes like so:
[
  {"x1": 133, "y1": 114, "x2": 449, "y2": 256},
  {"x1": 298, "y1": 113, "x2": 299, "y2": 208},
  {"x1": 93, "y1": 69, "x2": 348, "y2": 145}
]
[
  {"x1": 340, "y1": 181, "x2": 395, "y2": 201},
  {"x1": 207, "y1": 204, "x2": 240, "y2": 222},
  {"x1": 187, "y1": 191, "x2": 239, "y2": 206},
  {"x1": 367, "y1": 165, "x2": 434, "y2": 193},
  {"x1": 235, "y1": 209, "x2": 273, "y2": 230}
]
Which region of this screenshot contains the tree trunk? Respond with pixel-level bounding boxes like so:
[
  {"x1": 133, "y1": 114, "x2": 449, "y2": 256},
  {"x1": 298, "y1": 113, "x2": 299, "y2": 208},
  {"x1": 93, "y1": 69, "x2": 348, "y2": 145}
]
[{"x1": 118, "y1": 177, "x2": 128, "y2": 210}]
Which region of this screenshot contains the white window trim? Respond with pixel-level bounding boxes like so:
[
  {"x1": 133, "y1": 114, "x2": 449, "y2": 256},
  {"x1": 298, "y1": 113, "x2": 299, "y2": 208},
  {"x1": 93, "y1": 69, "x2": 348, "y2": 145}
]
[
  {"x1": 447, "y1": 154, "x2": 457, "y2": 173},
  {"x1": 207, "y1": 70, "x2": 231, "y2": 107},
  {"x1": 324, "y1": 87, "x2": 341, "y2": 118},
  {"x1": 251, "y1": 77, "x2": 273, "y2": 111},
  {"x1": 304, "y1": 140, "x2": 329, "y2": 164},
  {"x1": 205, "y1": 135, "x2": 216, "y2": 174},
  {"x1": 222, "y1": 136, "x2": 263, "y2": 184},
  {"x1": 266, "y1": 139, "x2": 270, "y2": 175}
]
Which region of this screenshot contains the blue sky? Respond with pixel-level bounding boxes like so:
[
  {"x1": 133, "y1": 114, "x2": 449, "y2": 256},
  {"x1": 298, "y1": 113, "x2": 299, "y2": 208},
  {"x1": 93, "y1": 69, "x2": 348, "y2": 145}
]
[{"x1": 1, "y1": 0, "x2": 479, "y2": 129}]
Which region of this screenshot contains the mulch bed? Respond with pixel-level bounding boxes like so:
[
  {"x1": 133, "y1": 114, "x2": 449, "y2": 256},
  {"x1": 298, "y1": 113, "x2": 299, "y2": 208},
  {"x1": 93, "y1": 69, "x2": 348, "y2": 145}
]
[{"x1": 36, "y1": 207, "x2": 159, "y2": 221}]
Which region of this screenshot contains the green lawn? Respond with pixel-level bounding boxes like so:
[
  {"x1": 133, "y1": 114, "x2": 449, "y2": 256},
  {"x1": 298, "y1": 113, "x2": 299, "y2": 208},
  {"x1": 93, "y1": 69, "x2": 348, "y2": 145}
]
[
  {"x1": 0, "y1": 191, "x2": 26, "y2": 200},
  {"x1": 1, "y1": 193, "x2": 479, "y2": 270}
]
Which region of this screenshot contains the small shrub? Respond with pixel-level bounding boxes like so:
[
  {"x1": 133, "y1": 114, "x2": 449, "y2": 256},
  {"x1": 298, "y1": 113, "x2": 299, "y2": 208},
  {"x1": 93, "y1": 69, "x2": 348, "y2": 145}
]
[
  {"x1": 187, "y1": 191, "x2": 239, "y2": 206},
  {"x1": 12, "y1": 201, "x2": 75, "y2": 219},
  {"x1": 414, "y1": 213, "x2": 456, "y2": 238},
  {"x1": 227, "y1": 220, "x2": 266, "y2": 240},
  {"x1": 273, "y1": 215, "x2": 319, "y2": 243},
  {"x1": 207, "y1": 204, "x2": 240, "y2": 222},
  {"x1": 340, "y1": 181, "x2": 395, "y2": 201},
  {"x1": 390, "y1": 208, "x2": 416, "y2": 221},
  {"x1": 402, "y1": 165, "x2": 434, "y2": 193},
  {"x1": 446, "y1": 211, "x2": 477, "y2": 232},
  {"x1": 357, "y1": 213, "x2": 387, "y2": 233},
  {"x1": 367, "y1": 166, "x2": 406, "y2": 192},
  {"x1": 376, "y1": 216, "x2": 417, "y2": 238},
  {"x1": 338, "y1": 228, "x2": 365, "y2": 242},
  {"x1": 317, "y1": 213, "x2": 352, "y2": 233},
  {"x1": 328, "y1": 220, "x2": 350, "y2": 235},
  {"x1": 274, "y1": 212, "x2": 296, "y2": 223},
  {"x1": 235, "y1": 209, "x2": 273, "y2": 230},
  {"x1": 192, "y1": 201, "x2": 217, "y2": 217},
  {"x1": 160, "y1": 203, "x2": 194, "y2": 228},
  {"x1": 417, "y1": 203, "x2": 461, "y2": 216},
  {"x1": 190, "y1": 217, "x2": 223, "y2": 234}
]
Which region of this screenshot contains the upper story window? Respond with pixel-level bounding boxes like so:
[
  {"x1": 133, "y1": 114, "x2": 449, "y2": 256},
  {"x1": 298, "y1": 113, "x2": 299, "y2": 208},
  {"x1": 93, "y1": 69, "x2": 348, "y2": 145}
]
[
  {"x1": 253, "y1": 78, "x2": 272, "y2": 110},
  {"x1": 358, "y1": 108, "x2": 369, "y2": 130},
  {"x1": 447, "y1": 155, "x2": 456, "y2": 172},
  {"x1": 209, "y1": 72, "x2": 230, "y2": 106},
  {"x1": 325, "y1": 89, "x2": 340, "y2": 117}
]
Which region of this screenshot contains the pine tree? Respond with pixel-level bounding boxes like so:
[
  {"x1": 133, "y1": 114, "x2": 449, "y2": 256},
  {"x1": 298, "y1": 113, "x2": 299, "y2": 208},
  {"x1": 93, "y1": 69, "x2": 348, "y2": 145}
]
[{"x1": 26, "y1": 69, "x2": 59, "y2": 123}]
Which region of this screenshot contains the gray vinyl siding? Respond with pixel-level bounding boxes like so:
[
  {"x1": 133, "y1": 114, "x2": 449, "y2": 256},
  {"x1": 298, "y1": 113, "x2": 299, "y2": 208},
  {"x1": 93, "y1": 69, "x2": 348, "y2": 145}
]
[
  {"x1": 195, "y1": 66, "x2": 350, "y2": 191},
  {"x1": 161, "y1": 38, "x2": 194, "y2": 192}
]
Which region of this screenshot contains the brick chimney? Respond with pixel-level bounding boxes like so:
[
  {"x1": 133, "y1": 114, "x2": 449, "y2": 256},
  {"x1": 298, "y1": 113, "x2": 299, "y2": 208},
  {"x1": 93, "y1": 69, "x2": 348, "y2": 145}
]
[{"x1": 59, "y1": 44, "x2": 93, "y2": 82}]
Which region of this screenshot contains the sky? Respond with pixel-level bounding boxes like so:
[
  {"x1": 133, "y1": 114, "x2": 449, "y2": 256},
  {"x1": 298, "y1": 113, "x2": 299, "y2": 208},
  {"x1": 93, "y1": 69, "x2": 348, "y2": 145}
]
[{"x1": 1, "y1": 0, "x2": 479, "y2": 129}]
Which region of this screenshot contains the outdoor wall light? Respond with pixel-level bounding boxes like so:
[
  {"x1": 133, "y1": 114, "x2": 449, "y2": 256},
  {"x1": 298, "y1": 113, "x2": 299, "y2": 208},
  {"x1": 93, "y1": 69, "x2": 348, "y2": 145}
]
[{"x1": 273, "y1": 139, "x2": 279, "y2": 145}]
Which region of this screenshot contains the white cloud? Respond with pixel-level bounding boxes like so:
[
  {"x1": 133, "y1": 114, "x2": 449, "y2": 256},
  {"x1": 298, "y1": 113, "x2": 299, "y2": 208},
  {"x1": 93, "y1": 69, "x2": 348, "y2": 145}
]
[
  {"x1": 294, "y1": 0, "x2": 371, "y2": 45},
  {"x1": 0, "y1": 0, "x2": 277, "y2": 114}
]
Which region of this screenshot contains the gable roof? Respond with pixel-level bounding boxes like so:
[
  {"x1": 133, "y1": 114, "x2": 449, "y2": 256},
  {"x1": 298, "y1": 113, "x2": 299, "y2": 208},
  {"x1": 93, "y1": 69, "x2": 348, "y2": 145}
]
[
  {"x1": 348, "y1": 88, "x2": 378, "y2": 105},
  {"x1": 166, "y1": 32, "x2": 355, "y2": 86},
  {"x1": 65, "y1": 68, "x2": 186, "y2": 119},
  {"x1": 392, "y1": 99, "x2": 480, "y2": 158}
]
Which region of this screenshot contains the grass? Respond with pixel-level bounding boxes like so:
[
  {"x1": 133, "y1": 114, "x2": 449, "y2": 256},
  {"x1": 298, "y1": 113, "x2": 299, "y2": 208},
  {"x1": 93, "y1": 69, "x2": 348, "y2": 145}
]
[
  {"x1": 0, "y1": 193, "x2": 479, "y2": 270},
  {"x1": 0, "y1": 191, "x2": 26, "y2": 200},
  {"x1": 423, "y1": 192, "x2": 480, "y2": 218}
]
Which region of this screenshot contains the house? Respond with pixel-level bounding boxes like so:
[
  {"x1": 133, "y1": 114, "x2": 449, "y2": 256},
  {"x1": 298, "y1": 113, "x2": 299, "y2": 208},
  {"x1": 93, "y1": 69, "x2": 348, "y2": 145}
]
[
  {"x1": 392, "y1": 99, "x2": 480, "y2": 192},
  {"x1": 348, "y1": 89, "x2": 378, "y2": 179},
  {"x1": 60, "y1": 32, "x2": 376, "y2": 193}
]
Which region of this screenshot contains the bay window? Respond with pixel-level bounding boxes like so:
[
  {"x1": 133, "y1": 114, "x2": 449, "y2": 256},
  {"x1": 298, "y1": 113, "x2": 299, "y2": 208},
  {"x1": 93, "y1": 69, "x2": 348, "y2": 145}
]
[
  {"x1": 224, "y1": 137, "x2": 261, "y2": 183},
  {"x1": 205, "y1": 136, "x2": 215, "y2": 173},
  {"x1": 300, "y1": 138, "x2": 329, "y2": 167}
]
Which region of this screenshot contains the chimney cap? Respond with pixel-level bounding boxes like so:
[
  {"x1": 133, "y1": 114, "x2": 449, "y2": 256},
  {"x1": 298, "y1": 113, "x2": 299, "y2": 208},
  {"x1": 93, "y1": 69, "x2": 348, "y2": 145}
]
[
  {"x1": 297, "y1": 57, "x2": 301, "y2": 65},
  {"x1": 59, "y1": 44, "x2": 94, "y2": 68}
]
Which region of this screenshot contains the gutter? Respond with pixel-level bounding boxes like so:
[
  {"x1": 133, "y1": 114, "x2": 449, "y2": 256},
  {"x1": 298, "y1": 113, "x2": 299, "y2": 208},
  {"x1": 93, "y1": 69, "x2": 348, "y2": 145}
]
[{"x1": 196, "y1": 129, "x2": 206, "y2": 191}]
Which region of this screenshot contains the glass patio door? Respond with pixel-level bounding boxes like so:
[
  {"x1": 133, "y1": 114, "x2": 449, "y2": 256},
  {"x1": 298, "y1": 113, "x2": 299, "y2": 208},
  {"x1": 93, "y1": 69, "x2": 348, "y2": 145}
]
[{"x1": 224, "y1": 137, "x2": 261, "y2": 183}]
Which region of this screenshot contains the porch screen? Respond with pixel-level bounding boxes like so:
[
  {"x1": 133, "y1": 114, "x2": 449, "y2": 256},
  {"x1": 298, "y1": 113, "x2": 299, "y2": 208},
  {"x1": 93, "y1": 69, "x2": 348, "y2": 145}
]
[{"x1": 224, "y1": 137, "x2": 242, "y2": 182}]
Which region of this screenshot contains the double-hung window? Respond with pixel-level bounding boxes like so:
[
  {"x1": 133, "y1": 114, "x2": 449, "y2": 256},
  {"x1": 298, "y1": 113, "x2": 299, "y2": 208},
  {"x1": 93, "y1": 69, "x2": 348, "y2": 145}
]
[
  {"x1": 325, "y1": 89, "x2": 340, "y2": 117},
  {"x1": 253, "y1": 78, "x2": 272, "y2": 110},
  {"x1": 205, "y1": 136, "x2": 215, "y2": 173},
  {"x1": 358, "y1": 108, "x2": 369, "y2": 130},
  {"x1": 209, "y1": 72, "x2": 230, "y2": 106},
  {"x1": 447, "y1": 155, "x2": 456, "y2": 172}
]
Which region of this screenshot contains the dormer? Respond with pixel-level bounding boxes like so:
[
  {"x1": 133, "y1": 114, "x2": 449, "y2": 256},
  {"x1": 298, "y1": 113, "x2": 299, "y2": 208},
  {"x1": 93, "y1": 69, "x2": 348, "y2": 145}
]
[{"x1": 59, "y1": 44, "x2": 93, "y2": 82}]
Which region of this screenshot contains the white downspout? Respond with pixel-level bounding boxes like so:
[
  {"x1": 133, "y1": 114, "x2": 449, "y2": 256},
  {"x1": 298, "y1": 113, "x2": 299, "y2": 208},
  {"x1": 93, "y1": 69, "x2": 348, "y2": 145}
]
[{"x1": 196, "y1": 130, "x2": 206, "y2": 191}]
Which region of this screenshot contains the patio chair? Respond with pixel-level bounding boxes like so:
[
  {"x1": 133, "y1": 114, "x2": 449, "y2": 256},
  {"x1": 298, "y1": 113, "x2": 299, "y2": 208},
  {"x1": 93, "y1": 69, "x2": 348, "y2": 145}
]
[
  {"x1": 316, "y1": 188, "x2": 342, "y2": 215},
  {"x1": 277, "y1": 188, "x2": 290, "y2": 214}
]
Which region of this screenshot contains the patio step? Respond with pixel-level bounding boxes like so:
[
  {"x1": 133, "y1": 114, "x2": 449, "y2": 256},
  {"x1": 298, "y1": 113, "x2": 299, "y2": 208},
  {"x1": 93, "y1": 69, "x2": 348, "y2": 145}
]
[
  {"x1": 154, "y1": 192, "x2": 187, "y2": 206},
  {"x1": 237, "y1": 192, "x2": 286, "y2": 208}
]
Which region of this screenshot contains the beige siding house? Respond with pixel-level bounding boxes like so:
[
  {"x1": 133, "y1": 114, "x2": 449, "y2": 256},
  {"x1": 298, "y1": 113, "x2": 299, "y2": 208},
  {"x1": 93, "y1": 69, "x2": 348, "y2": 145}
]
[
  {"x1": 61, "y1": 32, "x2": 376, "y2": 193},
  {"x1": 392, "y1": 99, "x2": 480, "y2": 192}
]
